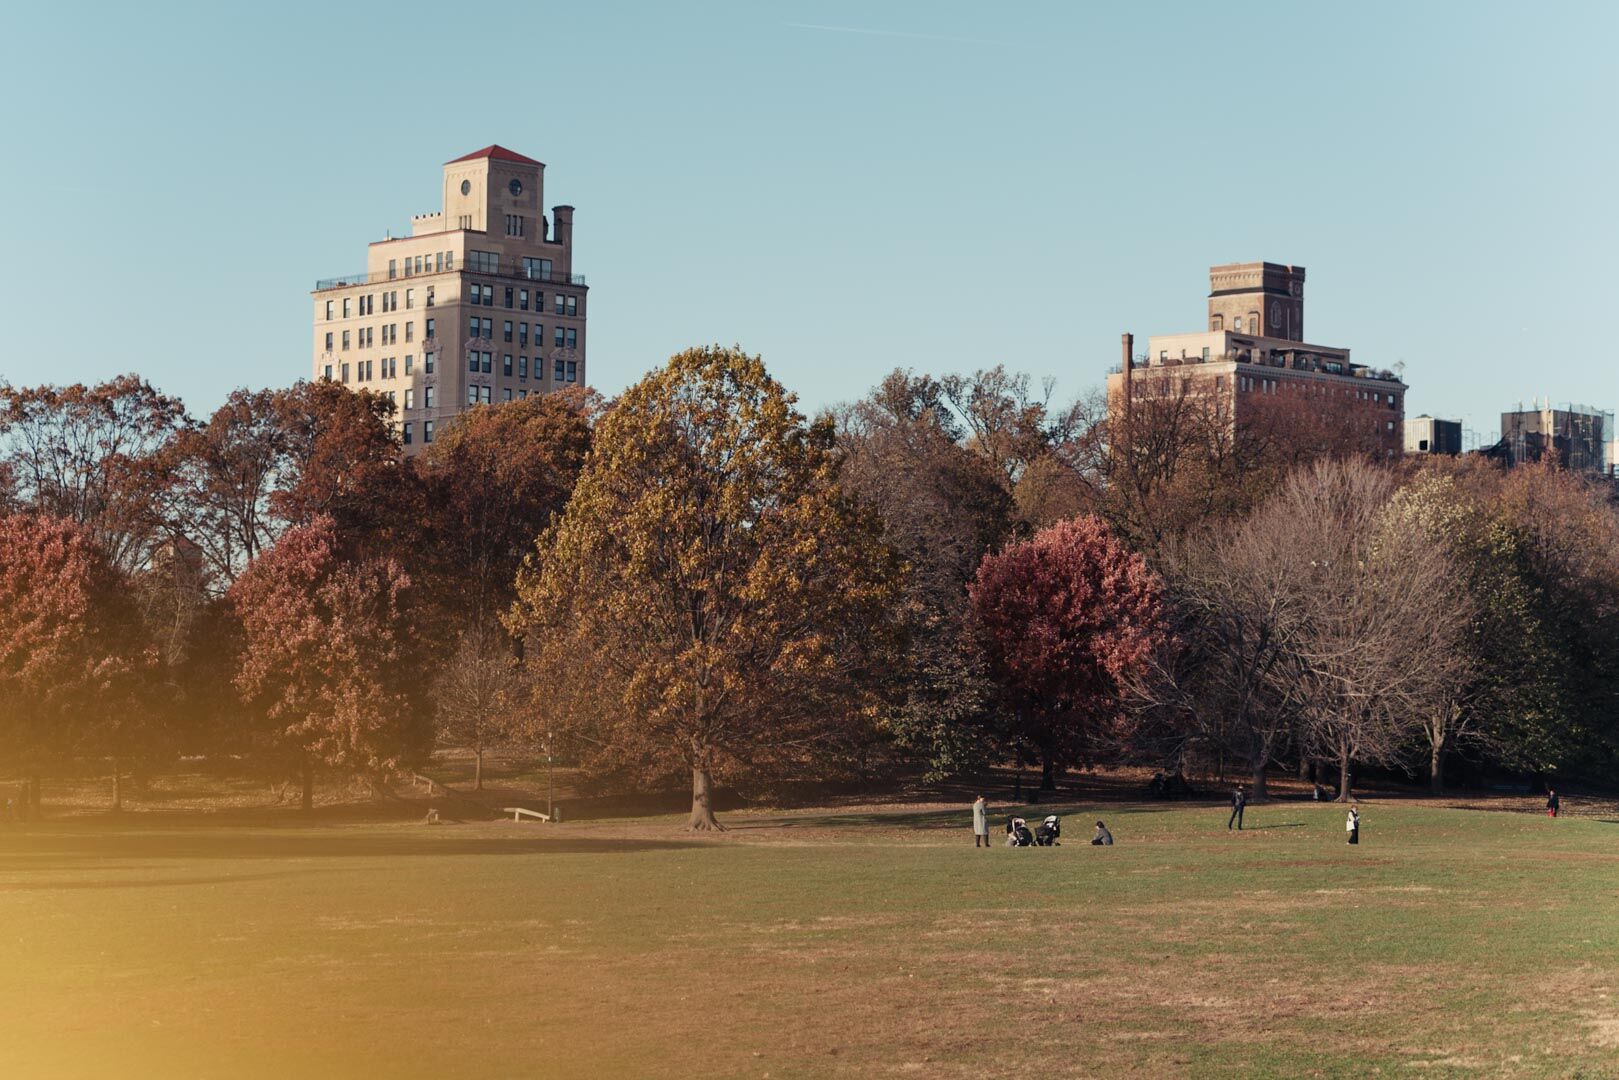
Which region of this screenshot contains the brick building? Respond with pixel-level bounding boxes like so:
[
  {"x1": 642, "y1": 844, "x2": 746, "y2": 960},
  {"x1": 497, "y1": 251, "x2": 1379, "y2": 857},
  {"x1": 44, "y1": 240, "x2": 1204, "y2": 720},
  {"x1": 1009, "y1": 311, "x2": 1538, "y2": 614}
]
[
  {"x1": 310, "y1": 145, "x2": 588, "y2": 452},
  {"x1": 1109, "y1": 262, "x2": 1405, "y2": 455}
]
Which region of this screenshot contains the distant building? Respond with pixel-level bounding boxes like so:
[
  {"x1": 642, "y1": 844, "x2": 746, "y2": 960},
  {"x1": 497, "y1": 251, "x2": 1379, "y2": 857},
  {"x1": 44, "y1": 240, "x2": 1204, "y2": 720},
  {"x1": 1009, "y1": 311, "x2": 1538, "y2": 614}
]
[
  {"x1": 1491, "y1": 403, "x2": 1612, "y2": 474},
  {"x1": 1405, "y1": 416, "x2": 1462, "y2": 456},
  {"x1": 1110, "y1": 262, "x2": 1406, "y2": 455},
  {"x1": 311, "y1": 145, "x2": 588, "y2": 452}
]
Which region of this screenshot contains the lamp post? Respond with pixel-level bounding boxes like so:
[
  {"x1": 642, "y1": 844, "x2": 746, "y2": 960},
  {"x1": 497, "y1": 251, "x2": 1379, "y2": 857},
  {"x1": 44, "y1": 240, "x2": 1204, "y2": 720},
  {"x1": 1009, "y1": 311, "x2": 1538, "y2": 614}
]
[{"x1": 546, "y1": 729, "x2": 554, "y2": 823}]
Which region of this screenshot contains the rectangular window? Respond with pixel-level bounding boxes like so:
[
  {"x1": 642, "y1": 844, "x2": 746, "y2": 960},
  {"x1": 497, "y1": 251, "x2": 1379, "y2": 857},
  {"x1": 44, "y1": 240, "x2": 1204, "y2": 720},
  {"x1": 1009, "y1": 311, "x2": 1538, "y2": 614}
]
[
  {"x1": 343, "y1": 298, "x2": 352, "y2": 318},
  {"x1": 404, "y1": 388, "x2": 414, "y2": 410},
  {"x1": 503, "y1": 320, "x2": 513, "y2": 342},
  {"x1": 403, "y1": 422, "x2": 413, "y2": 445},
  {"x1": 424, "y1": 386, "x2": 435, "y2": 408},
  {"x1": 414, "y1": 256, "x2": 423, "y2": 275},
  {"x1": 519, "y1": 356, "x2": 528, "y2": 378},
  {"x1": 503, "y1": 354, "x2": 513, "y2": 376},
  {"x1": 504, "y1": 287, "x2": 514, "y2": 308},
  {"x1": 554, "y1": 326, "x2": 565, "y2": 348},
  {"x1": 522, "y1": 257, "x2": 552, "y2": 281},
  {"x1": 504, "y1": 388, "x2": 513, "y2": 402},
  {"x1": 405, "y1": 289, "x2": 414, "y2": 310},
  {"x1": 424, "y1": 352, "x2": 435, "y2": 374},
  {"x1": 445, "y1": 252, "x2": 454, "y2": 270},
  {"x1": 469, "y1": 316, "x2": 479, "y2": 340},
  {"x1": 482, "y1": 318, "x2": 493, "y2": 339},
  {"x1": 323, "y1": 364, "x2": 333, "y2": 381},
  {"x1": 481, "y1": 386, "x2": 492, "y2": 404},
  {"x1": 425, "y1": 317, "x2": 435, "y2": 339},
  {"x1": 482, "y1": 285, "x2": 494, "y2": 307},
  {"x1": 555, "y1": 358, "x2": 564, "y2": 381},
  {"x1": 467, "y1": 250, "x2": 499, "y2": 274},
  {"x1": 342, "y1": 330, "x2": 351, "y2": 350},
  {"x1": 554, "y1": 293, "x2": 566, "y2": 315},
  {"x1": 519, "y1": 389, "x2": 527, "y2": 400},
  {"x1": 565, "y1": 295, "x2": 578, "y2": 316},
  {"x1": 405, "y1": 322, "x2": 413, "y2": 342},
  {"x1": 519, "y1": 289, "x2": 529, "y2": 311},
  {"x1": 426, "y1": 287, "x2": 435, "y2": 307},
  {"x1": 566, "y1": 360, "x2": 577, "y2": 382},
  {"x1": 435, "y1": 252, "x2": 443, "y2": 273},
  {"x1": 468, "y1": 385, "x2": 480, "y2": 406},
  {"x1": 404, "y1": 355, "x2": 414, "y2": 375},
  {"x1": 469, "y1": 352, "x2": 480, "y2": 372},
  {"x1": 403, "y1": 258, "x2": 412, "y2": 278},
  {"x1": 518, "y1": 323, "x2": 528, "y2": 347},
  {"x1": 481, "y1": 352, "x2": 492, "y2": 373},
  {"x1": 565, "y1": 329, "x2": 577, "y2": 349},
  {"x1": 505, "y1": 214, "x2": 524, "y2": 238},
  {"x1": 424, "y1": 420, "x2": 434, "y2": 443},
  {"x1": 325, "y1": 332, "x2": 334, "y2": 351},
  {"x1": 341, "y1": 363, "x2": 350, "y2": 383},
  {"x1": 325, "y1": 300, "x2": 333, "y2": 320}
]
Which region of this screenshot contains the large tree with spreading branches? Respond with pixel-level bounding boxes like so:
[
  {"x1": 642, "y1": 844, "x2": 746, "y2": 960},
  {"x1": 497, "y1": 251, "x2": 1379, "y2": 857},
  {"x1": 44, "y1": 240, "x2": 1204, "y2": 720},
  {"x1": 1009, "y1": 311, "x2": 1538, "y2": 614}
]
[{"x1": 508, "y1": 346, "x2": 904, "y2": 829}]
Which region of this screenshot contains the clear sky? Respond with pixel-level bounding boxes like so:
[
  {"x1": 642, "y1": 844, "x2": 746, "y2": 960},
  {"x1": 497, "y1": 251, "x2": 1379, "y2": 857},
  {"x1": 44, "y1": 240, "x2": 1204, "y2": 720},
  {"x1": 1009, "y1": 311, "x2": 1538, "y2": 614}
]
[{"x1": 2, "y1": 1, "x2": 1614, "y2": 443}]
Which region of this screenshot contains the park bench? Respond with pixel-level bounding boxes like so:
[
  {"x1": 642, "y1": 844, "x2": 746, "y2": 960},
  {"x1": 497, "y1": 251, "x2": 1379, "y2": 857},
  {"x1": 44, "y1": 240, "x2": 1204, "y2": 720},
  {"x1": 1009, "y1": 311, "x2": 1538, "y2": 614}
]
[{"x1": 503, "y1": 806, "x2": 551, "y2": 823}]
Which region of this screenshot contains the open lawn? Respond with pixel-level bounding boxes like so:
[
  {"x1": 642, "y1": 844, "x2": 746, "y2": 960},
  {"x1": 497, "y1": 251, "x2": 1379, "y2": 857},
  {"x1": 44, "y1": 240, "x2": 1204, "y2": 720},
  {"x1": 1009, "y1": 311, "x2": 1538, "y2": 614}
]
[{"x1": 3, "y1": 795, "x2": 1617, "y2": 1078}]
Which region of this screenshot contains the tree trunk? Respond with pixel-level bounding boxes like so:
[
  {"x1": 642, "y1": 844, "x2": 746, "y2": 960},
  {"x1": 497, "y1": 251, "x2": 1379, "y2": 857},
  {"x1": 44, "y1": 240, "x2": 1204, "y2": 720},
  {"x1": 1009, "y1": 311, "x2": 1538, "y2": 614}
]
[
  {"x1": 473, "y1": 748, "x2": 484, "y2": 791},
  {"x1": 1337, "y1": 747, "x2": 1352, "y2": 803},
  {"x1": 1039, "y1": 750, "x2": 1056, "y2": 792},
  {"x1": 1298, "y1": 756, "x2": 1311, "y2": 780},
  {"x1": 690, "y1": 766, "x2": 723, "y2": 831},
  {"x1": 300, "y1": 759, "x2": 314, "y2": 813},
  {"x1": 111, "y1": 763, "x2": 122, "y2": 813},
  {"x1": 1250, "y1": 760, "x2": 1269, "y2": 803}
]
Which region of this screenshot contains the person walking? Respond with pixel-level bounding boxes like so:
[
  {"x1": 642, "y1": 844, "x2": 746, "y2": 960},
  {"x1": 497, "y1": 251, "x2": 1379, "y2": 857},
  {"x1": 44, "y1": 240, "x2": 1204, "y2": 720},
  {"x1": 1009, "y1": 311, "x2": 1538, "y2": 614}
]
[
  {"x1": 1346, "y1": 804, "x2": 1360, "y2": 845},
  {"x1": 1228, "y1": 785, "x2": 1246, "y2": 831},
  {"x1": 1091, "y1": 820, "x2": 1114, "y2": 846},
  {"x1": 1546, "y1": 788, "x2": 1560, "y2": 818},
  {"x1": 972, "y1": 795, "x2": 989, "y2": 848}
]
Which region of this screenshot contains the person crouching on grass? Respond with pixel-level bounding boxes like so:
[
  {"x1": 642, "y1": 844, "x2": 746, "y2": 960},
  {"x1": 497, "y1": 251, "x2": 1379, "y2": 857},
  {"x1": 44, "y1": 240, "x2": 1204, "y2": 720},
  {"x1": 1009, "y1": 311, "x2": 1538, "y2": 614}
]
[
  {"x1": 1091, "y1": 821, "x2": 1114, "y2": 846},
  {"x1": 1346, "y1": 804, "x2": 1360, "y2": 845}
]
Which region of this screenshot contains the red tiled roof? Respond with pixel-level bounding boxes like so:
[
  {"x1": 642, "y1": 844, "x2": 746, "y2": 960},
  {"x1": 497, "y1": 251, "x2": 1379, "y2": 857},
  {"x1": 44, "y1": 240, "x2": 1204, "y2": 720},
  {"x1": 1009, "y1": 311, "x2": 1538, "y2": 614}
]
[{"x1": 445, "y1": 144, "x2": 542, "y2": 166}]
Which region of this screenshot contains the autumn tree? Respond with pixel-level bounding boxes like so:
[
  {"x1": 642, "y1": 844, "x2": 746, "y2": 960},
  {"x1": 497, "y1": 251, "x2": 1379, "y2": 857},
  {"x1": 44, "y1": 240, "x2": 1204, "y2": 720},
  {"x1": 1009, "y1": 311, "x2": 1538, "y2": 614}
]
[
  {"x1": 832, "y1": 370, "x2": 1013, "y2": 778},
  {"x1": 229, "y1": 516, "x2": 431, "y2": 811},
  {"x1": 0, "y1": 513, "x2": 147, "y2": 814},
  {"x1": 508, "y1": 346, "x2": 904, "y2": 830},
  {"x1": 0, "y1": 376, "x2": 186, "y2": 574},
  {"x1": 969, "y1": 515, "x2": 1167, "y2": 789}
]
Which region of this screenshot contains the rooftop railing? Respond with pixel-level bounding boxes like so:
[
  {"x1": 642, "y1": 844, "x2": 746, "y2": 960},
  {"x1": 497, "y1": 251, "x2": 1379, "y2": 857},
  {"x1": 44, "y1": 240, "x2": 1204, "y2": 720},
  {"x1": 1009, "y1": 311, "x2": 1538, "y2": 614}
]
[{"x1": 315, "y1": 263, "x2": 587, "y2": 291}]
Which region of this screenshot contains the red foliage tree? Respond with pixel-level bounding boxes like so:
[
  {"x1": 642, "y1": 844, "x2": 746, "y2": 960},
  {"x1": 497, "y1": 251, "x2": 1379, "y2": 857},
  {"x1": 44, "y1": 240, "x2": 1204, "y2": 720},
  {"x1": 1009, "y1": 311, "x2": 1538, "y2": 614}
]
[
  {"x1": 229, "y1": 516, "x2": 430, "y2": 810},
  {"x1": 969, "y1": 515, "x2": 1167, "y2": 789},
  {"x1": 0, "y1": 513, "x2": 146, "y2": 814}
]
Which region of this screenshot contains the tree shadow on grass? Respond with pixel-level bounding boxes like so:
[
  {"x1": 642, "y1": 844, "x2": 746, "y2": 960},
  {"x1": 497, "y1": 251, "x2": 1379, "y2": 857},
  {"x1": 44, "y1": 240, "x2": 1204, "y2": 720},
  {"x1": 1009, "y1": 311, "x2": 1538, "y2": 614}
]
[
  {"x1": 0, "y1": 831, "x2": 710, "y2": 867},
  {"x1": 1244, "y1": 823, "x2": 1306, "y2": 830},
  {"x1": 0, "y1": 868, "x2": 344, "y2": 891}
]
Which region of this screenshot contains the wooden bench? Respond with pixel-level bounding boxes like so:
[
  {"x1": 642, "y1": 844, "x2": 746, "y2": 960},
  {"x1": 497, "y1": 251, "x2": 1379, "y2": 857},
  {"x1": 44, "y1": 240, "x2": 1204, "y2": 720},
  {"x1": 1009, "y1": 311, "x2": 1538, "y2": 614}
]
[{"x1": 503, "y1": 806, "x2": 551, "y2": 823}]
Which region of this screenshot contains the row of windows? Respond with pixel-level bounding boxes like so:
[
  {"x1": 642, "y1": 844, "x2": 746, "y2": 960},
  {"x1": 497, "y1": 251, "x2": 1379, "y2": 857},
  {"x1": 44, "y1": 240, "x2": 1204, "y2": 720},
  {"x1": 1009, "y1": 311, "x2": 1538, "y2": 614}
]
[
  {"x1": 322, "y1": 353, "x2": 438, "y2": 385},
  {"x1": 326, "y1": 287, "x2": 435, "y2": 321},
  {"x1": 466, "y1": 318, "x2": 578, "y2": 349},
  {"x1": 387, "y1": 251, "x2": 454, "y2": 279},
  {"x1": 463, "y1": 351, "x2": 580, "y2": 383},
  {"x1": 402, "y1": 421, "x2": 435, "y2": 445},
  {"x1": 469, "y1": 385, "x2": 540, "y2": 405},
  {"x1": 464, "y1": 281, "x2": 579, "y2": 315},
  {"x1": 325, "y1": 318, "x2": 437, "y2": 353}
]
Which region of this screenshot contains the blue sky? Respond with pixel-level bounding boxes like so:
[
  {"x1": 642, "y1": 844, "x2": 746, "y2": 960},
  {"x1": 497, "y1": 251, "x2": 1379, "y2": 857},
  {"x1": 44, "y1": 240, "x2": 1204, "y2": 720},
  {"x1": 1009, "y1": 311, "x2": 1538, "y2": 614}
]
[{"x1": 1, "y1": 0, "x2": 1614, "y2": 442}]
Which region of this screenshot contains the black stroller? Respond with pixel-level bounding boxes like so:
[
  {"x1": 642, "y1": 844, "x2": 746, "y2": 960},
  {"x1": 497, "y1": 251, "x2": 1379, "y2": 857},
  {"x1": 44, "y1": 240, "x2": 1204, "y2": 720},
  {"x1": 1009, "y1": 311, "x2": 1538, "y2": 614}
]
[
  {"x1": 1034, "y1": 815, "x2": 1061, "y2": 846},
  {"x1": 1005, "y1": 816, "x2": 1035, "y2": 847}
]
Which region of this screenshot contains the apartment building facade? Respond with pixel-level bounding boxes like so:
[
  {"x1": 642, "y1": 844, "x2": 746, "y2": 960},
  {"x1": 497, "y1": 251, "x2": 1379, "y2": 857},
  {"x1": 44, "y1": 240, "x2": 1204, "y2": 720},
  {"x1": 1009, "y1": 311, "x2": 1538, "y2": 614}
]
[
  {"x1": 1108, "y1": 262, "x2": 1406, "y2": 455},
  {"x1": 311, "y1": 145, "x2": 587, "y2": 450}
]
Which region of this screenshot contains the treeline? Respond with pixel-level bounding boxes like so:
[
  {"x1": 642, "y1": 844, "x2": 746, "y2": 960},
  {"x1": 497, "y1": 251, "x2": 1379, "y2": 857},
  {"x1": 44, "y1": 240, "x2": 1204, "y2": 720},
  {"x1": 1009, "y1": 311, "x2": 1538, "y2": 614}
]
[{"x1": 2, "y1": 351, "x2": 1616, "y2": 824}]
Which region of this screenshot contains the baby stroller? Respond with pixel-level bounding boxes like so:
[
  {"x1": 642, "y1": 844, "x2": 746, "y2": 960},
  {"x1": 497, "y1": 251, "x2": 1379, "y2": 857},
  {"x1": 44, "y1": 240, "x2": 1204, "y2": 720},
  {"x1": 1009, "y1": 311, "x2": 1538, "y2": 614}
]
[
  {"x1": 1005, "y1": 816, "x2": 1035, "y2": 847},
  {"x1": 1034, "y1": 815, "x2": 1061, "y2": 846}
]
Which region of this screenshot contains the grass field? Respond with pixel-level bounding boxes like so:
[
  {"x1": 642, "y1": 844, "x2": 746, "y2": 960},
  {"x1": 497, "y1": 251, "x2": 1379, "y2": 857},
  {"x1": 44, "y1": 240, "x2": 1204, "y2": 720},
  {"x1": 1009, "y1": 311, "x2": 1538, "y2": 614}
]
[{"x1": 3, "y1": 792, "x2": 1617, "y2": 1079}]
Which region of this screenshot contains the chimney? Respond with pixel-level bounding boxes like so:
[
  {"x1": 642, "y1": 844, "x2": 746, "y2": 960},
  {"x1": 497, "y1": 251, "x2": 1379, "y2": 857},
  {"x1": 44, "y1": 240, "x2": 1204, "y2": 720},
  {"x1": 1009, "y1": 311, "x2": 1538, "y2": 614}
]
[
  {"x1": 552, "y1": 204, "x2": 574, "y2": 250},
  {"x1": 1121, "y1": 333, "x2": 1134, "y2": 372}
]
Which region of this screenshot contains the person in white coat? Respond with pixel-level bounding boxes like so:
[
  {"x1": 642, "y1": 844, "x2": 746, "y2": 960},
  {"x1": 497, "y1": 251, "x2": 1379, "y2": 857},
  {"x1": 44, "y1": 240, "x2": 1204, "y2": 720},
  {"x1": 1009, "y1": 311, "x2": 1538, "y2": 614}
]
[
  {"x1": 1346, "y1": 804, "x2": 1360, "y2": 845},
  {"x1": 971, "y1": 795, "x2": 989, "y2": 848}
]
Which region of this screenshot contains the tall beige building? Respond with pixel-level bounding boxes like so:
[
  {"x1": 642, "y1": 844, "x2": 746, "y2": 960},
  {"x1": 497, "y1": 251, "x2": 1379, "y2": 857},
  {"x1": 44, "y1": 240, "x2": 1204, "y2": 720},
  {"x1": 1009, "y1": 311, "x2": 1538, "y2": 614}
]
[{"x1": 311, "y1": 145, "x2": 587, "y2": 449}]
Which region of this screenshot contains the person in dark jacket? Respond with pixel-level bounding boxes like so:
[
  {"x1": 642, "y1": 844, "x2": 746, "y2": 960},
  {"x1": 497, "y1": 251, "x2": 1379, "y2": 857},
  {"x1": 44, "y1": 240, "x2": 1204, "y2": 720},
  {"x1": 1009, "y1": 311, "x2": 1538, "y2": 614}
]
[
  {"x1": 1228, "y1": 786, "x2": 1246, "y2": 830},
  {"x1": 1547, "y1": 789, "x2": 1560, "y2": 818},
  {"x1": 1091, "y1": 821, "x2": 1114, "y2": 846}
]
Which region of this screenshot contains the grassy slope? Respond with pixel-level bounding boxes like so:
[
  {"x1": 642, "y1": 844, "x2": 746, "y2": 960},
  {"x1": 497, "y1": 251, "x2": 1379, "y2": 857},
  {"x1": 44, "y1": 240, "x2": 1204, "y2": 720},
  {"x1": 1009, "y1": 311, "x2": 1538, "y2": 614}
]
[{"x1": 2, "y1": 799, "x2": 1616, "y2": 1079}]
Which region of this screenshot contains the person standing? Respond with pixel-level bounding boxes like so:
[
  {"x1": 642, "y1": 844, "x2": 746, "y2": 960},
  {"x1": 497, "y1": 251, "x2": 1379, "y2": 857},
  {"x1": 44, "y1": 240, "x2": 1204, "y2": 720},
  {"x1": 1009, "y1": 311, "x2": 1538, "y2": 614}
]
[
  {"x1": 1547, "y1": 789, "x2": 1560, "y2": 818},
  {"x1": 1346, "y1": 804, "x2": 1360, "y2": 845},
  {"x1": 972, "y1": 795, "x2": 989, "y2": 848},
  {"x1": 1228, "y1": 786, "x2": 1246, "y2": 831}
]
